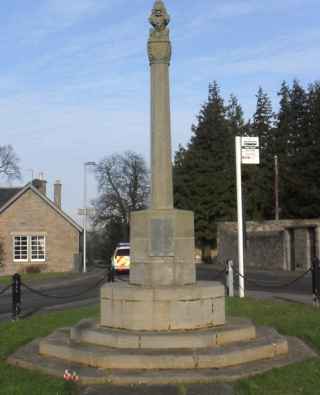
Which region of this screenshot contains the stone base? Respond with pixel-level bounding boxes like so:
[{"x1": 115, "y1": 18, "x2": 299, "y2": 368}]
[
  {"x1": 70, "y1": 317, "x2": 256, "y2": 349},
  {"x1": 8, "y1": 332, "x2": 315, "y2": 385},
  {"x1": 100, "y1": 281, "x2": 225, "y2": 331},
  {"x1": 38, "y1": 325, "x2": 288, "y2": 370},
  {"x1": 130, "y1": 209, "x2": 196, "y2": 286}
]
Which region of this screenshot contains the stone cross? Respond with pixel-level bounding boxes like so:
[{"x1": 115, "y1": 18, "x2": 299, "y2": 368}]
[
  {"x1": 148, "y1": 0, "x2": 173, "y2": 210},
  {"x1": 98, "y1": 0, "x2": 224, "y2": 332},
  {"x1": 128, "y1": 1, "x2": 196, "y2": 287}
]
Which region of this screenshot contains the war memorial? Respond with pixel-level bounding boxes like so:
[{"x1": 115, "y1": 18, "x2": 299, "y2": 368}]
[{"x1": 8, "y1": 0, "x2": 315, "y2": 385}]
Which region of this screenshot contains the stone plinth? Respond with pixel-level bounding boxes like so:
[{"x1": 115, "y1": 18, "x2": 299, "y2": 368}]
[
  {"x1": 38, "y1": 326, "x2": 289, "y2": 371},
  {"x1": 70, "y1": 317, "x2": 256, "y2": 349},
  {"x1": 130, "y1": 209, "x2": 195, "y2": 286},
  {"x1": 100, "y1": 281, "x2": 225, "y2": 331}
]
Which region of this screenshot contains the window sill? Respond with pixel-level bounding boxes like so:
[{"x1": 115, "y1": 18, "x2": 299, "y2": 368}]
[{"x1": 13, "y1": 261, "x2": 47, "y2": 264}]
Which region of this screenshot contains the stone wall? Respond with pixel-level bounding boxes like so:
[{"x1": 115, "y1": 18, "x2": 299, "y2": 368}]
[
  {"x1": 0, "y1": 190, "x2": 81, "y2": 275},
  {"x1": 218, "y1": 228, "x2": 285, "y2": 270},
  {"x1": 217, "y1": 219, "x2": 320, "y2": 271}
]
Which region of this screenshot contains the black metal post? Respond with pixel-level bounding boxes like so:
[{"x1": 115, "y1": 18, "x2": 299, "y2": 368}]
[
  {"x1": 312, "y1": 257, "x2": 320, "y2": 307},
  {"x1": 12, "y1": 273, "x2": 21, "y2": 321},
  {"x1": 108, "y1": 265, "x2": 115, "y2": 283}
]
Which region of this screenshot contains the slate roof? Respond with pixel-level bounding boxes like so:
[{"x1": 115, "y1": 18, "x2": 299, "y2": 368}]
[
  {"x1": 0, "y1": 188, "x2": 22, "y2": 209},
  {"x1": 0, "y1": 184, "x2": 82, "y2": 232}
]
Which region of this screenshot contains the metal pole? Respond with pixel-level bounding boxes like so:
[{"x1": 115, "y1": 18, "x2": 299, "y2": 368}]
[
  {"x1": 83, "y1": 164, "x2": 87, "y2": 273},
  {"x1": 274, "y1": 155, "x2": 279, "y2": 220},
  {"x1": 12, "y1": 273, "x2": 21, "y2": 321},
  {"x1": 236, "y1": 137, "x2": 245, "y2": 298}
]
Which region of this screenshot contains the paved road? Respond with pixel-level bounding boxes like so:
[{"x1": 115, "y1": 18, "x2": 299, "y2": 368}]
[
  {"x1": 0, "y1": 264, "x2": 313, "y2": 321},
  {"x1": 0, "y1": 271, "x2": 106, "y2": 320},
  {"x1": 110, "y1": 265, "x2": 312, "y2": 295},
  {"x1": 197, "y1": 264, "x2": 312, "y2": 295}
]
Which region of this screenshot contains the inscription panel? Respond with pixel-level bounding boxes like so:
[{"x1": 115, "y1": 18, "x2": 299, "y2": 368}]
[{"x1": 150, "y1": 218, "x2": 174, "y2": 256}]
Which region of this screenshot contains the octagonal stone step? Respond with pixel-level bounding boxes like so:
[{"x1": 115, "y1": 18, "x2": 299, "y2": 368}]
[
  {"x1": 70, "y1": 317, "x2": 256, "y2": 350},
  {"x1": 39, "y1": 326, "x2": 288, "y2": 370}
]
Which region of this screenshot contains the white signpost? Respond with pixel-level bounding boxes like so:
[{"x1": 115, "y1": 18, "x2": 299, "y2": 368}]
[
  {"x1": 241, "y1": 137, "x2": 260, "y2": 165},
  {"x1": 235, "y1": 136, "x2": 260, "y2": 298}
]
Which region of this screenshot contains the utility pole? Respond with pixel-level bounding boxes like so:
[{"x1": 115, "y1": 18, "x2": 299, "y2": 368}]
[{"x1": 274, "y1": 155, "x2": 279, "y2": 220}]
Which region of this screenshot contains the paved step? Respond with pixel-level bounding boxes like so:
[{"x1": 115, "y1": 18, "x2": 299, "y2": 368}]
[
  {"x1": 80, "y1": 383, "x2": 234, "y2": 395},
  {"x1": 39, "y1": 326, "x2": 288, "y2": 370},
  {"x1": 70, "y1": 317, "x2": 256, "y2": 349},
  {"x1": 8, "y1": 334, "x2": 316, "y2": 385}
]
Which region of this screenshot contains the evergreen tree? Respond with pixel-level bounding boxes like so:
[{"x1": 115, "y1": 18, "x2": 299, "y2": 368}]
[
  {"x1": 174, "y1": 78, "x2": 320, "y2": 257},
  {"x1": 250, "y1": 87, "x2": 274, "y2": 151},
  {"x1": 173, "y1": 82, "x2": 237, "y2": 259},
  {"x1": 284, "y1": 80, "x2": 310, "y2": 217},
  {"x1": 296, "y1": 82, "x2": 320, "y2": 217},
  {"x1": 275, "y1": 80, "x2": 319, "y2": 218},
  {"x1": 173, "y1": 145, "x2": 194, "y2": 211},
  {"x1": 274, "y1": 81, "x2": 291, "y2": 219},
  {"x1": 226, "y1": 94, "x2": 245, "y2": 134},
  {"x1": 275, "y1": 82, "x2": 291, "y2": 155},
  {"x1": 244, "y1": 87, "x2": 275, "y2": 220}
]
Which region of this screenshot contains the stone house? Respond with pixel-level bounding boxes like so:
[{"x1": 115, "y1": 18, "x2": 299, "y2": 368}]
[
  {"x1": 0, "y1": 179, "x2": 82, "y2": 275},
  {"x1": 218, "y1": 220, "x2": 320, "y2": 271}
]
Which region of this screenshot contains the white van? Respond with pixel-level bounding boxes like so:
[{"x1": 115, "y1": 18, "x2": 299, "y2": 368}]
[{"x1": 111, "y1": 243, "x2": 130, "y2": 273}]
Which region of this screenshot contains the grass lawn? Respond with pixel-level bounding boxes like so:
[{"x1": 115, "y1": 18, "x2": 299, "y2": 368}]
[
  {"x1": 0, "y1": 305, "x2": 99, "y2": 395},
  {"x1": 0, "y1": 272, "x2": 80, "y2": 286},
  {"x1": 0, "y1": 298, "x2": 319, "y2": 394},
  {"x1": 227, "y1": 298, "x2": 320, "y2": 395}
]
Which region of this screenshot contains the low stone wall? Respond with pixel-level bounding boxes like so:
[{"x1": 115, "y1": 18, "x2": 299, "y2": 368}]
[
  {"x1": 217, "y1": 219, "x2": 320, "y2": 271},
  {"x1": 218, "y1": 228, "x2": 285, "y2": 270}
]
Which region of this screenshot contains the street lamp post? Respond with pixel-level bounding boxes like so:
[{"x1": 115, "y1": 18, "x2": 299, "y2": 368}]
[{"x1": 83, "y1": 161, "x2": 96, "y2": 273}]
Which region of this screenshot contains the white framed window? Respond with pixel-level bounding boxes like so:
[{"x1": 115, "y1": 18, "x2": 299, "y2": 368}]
[
  {"x1": 14, "y1": 236, "x2": 28, "y2": 262},
  {"x1": 31, "y1": 235, "x2": 45, "y2": 261},
  {"x1": 13, "y1": 235, "x2": 46, "y2": 263}
]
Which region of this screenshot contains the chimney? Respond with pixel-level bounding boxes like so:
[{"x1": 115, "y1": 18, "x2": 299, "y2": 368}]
[
  {"x1": 54, "y1": 180, "x2": 62, "y2": 209},
  {"x1": 32, "y1": 179, "x2": 47, "y2": 195}
]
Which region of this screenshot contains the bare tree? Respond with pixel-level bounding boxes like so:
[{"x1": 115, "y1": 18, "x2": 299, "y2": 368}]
[
  {"x1": 0, "y1": 145, "x2": 21, "y2": 180},
  {"x1": 93, "y1": 151, "x2": 150, "y2": 242}
]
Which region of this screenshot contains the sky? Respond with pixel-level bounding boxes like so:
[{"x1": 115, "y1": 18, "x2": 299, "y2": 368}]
[{"x1": 0, "y1": 0, "x2": 319, "y2": 223}]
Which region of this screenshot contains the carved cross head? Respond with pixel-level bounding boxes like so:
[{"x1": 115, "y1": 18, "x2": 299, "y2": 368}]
[{"x1": 149, "y1": 0, "x2": 170, "y2": 32}]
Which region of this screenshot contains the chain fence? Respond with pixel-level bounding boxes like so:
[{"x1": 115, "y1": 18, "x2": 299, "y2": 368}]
[
  {"x1": 224, "y1": 257, "x2": 320, "y2": 306},
  {"x1": 1, "y1": 267, "x2": 115, "y2": 321},
  {"x1": 21, "y1": 269, "x2": 110, "y2": 300},
  {"x1": 233, "y1": 267, "x2": 311, "y2": 289},
  {"x1": 2, "y1": 257, "x2": 319, "y2": 321},
  {"x1": 0, "y1": 283, "x2": 11, "y2": 296},
  {"x1": 211, "y1": 266, "x2": 227, "y2": 281}
]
